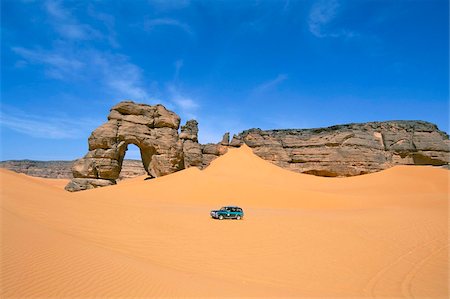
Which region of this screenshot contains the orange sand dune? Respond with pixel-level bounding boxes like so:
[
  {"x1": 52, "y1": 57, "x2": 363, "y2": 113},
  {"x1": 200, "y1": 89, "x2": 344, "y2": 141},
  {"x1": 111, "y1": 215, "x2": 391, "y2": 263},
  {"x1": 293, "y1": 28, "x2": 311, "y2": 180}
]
[{"x1": 1, "y1": 145, "x2": 448, "y2": 298}]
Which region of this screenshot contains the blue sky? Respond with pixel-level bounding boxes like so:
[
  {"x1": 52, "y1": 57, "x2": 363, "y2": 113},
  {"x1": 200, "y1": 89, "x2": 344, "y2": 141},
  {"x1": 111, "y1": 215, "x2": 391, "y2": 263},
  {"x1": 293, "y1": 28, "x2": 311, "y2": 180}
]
[{"x1": 1, "y1": 0, "x2": 448, "y2": 160}]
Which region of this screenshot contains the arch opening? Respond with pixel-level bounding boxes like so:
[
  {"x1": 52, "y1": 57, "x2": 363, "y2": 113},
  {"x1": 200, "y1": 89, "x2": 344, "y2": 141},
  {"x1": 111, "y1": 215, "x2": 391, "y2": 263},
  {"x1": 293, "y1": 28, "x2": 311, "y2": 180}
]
[{"x1": 117, "y1": 143, "x2": 152, "y2": 180}]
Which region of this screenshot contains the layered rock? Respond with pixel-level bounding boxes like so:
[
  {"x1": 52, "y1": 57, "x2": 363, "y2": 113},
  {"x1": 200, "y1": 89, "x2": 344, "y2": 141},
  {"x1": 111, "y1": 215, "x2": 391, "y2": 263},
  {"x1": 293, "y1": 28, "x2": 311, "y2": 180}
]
[
  {"x1": 200, "y1": 142, "x2": 228, "y2": 167},
  {"x1": 0, "y1": 160, "x2": 146, "y2": 180},
  {"x1": 66, "y1": 101, "x2": 184, "y2": 191},
  {"x1": 180, "y1": 120, "x2": 203, "y2": 168},
  {"x1": 65, "y1": 101, "x2": 449, "y2": 191},
  {"x1": 180, "y1": 120, "x2": 228, "y2": 169},
  {"x1": 117, "y1": 160, "x2": 148, "y2": 179},
  {"x1": 0, "y1": 160, "x2": 73, "y2": 178},
  {"x1": 230, "y1": 121, "x2": 449, "y2": 176}
]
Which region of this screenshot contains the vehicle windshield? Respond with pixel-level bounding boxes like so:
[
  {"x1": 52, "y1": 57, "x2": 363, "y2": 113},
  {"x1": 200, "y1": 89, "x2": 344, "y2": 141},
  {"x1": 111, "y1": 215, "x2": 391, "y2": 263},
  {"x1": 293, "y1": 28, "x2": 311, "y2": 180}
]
[{"x1": 220, "y1": 207, "x2": 227, "y2": 211}]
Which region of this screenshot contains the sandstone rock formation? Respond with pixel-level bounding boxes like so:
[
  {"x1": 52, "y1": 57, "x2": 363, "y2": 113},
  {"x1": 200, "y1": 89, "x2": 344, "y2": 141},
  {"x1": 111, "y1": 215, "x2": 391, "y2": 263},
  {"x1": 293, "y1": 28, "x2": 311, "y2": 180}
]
[
  {"x1": 117, "y1": 160, "x2": 148, "y2": 179},
  {"x1": 64, "y1": 100, "x2": 449, "y2": 191},
  {"x1": 0, "y1": 160, "x2": 73, "y2": 179},
  {"x1": 65, "y1": 101, "x2": 184, "y2": 191},
  {"x1": 179, "y1": 120, "x2": 228, "y2": 169},
  {"x1": 180, "y1": 120, "x2": 203, "y2": 168},
  {"x1": 0, "y1": 160, "x2": 147, "y2": 180},
  {"x1": 230, "y1": 121, "x2": 449, "y2": 176},
  {"x1": 220, "y1": 132, "x2": 230, "y2": 145}
]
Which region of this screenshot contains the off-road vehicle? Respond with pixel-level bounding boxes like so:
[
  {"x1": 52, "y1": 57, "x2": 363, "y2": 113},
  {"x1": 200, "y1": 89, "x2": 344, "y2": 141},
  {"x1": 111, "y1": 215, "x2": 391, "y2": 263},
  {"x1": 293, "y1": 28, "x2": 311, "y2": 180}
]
[{"x1": 210, "y1": 206, "x2": 244, "y2": 220}]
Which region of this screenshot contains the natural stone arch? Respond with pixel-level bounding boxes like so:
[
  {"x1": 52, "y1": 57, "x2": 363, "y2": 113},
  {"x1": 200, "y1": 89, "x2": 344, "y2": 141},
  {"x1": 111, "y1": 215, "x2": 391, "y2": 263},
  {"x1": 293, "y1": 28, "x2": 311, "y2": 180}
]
[
  {"x1": 64, "y1": 101, "x2": 450, "y2": 192},
  {"x1": 116, "y1": 141, "x2": 156, "y2": 177},
  {"x1": 65, "y1": 101, "x2": 184, "y2": 191}
]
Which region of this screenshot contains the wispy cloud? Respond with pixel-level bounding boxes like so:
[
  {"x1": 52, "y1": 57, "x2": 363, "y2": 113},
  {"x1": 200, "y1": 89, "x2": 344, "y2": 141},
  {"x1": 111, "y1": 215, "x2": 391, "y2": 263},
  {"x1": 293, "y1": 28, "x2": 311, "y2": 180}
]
[
  {"x1": 12, "y1": 46, "x2": 84, "y2": 79},
  {"x1": 168, "y1": 84, "x2": 199, "y2": 119},
  {"x1": 144, "y1": 18, "x2": 193, "y2": 35},
  {"x1": 12, "y1": 1, "x2": 151, "y2": 103},
  {"x1": 148, "y1": 0, "x2": 190, "y2": 11},
  {"x1": 44, "y1": 0, "x2": 102, "y2": 40},
  {"x1": 87, "y1": 5, "x2": 119, "y2": 47},
  {"x1": 13, "y1": 46, "x2": 151, "y2": 102},
  {"x1": 0, "y1": 107, "x2": 100, "y2": 139},
  {"x1": 308, "y1": 0, "x2": 355, "y2": 39},
  {"x1": 87, "y1": 51, "x2": 150, "y2": 102},
  {"x1": 253, "y1": 74, "x2": 288, "y2": 94},
  {"x1": 174, "y1": 59, "x2": 184, "y2": 82},
  {"x1": 44, "y1": 0, "x2": 68, "y2": 19}
]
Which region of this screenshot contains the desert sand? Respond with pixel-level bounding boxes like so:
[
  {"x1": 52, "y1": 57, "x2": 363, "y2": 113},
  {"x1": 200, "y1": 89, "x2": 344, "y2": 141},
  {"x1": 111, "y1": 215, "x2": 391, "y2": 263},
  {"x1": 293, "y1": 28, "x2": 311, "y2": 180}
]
[{"x1": 1, "y1": 145, "x2": 448, "y2": 298}]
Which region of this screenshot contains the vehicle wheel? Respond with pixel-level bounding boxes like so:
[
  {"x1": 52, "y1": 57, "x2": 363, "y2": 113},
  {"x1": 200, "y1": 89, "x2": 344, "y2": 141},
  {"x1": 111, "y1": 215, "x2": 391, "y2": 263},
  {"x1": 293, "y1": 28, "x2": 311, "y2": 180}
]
[
  {"x1": 218, "y1": 215, "x2": 224, "y2": 220},
  {"x1": 236, "y1": 215, "x2": 241, "y2": 220}
]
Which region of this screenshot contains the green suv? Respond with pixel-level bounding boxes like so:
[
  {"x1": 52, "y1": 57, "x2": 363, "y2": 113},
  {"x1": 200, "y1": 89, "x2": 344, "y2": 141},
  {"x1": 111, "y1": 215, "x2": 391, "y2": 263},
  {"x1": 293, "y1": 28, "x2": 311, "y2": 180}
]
[{"x1": 210, "y1": 206, "x2": 244, "y2": 220}]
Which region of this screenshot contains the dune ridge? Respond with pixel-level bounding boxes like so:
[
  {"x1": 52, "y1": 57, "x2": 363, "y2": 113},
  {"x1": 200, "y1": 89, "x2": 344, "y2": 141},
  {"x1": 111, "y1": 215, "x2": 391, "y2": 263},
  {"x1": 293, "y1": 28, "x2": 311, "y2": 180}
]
[{"x1": 1, "y1": 145, "x2": 448, "y2": 298}]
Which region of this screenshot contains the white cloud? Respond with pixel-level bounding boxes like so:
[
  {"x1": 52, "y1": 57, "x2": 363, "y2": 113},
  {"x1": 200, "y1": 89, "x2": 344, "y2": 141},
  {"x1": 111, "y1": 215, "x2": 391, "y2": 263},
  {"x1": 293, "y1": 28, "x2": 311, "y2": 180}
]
[
  {"x1": 21, "y1": 2, "x2": 146, "y2": 101},
  {"x1": 12, "y1": 46, "x2": 84, "y2": 79},
  {"x1": 144, "y1": 18, "x2": 193, "y2": 35},
  {"x1": 0, "y1": 108, "x2": 100, "y2": 139},
  {"x1": 44, "y1": 0, "x2": 68, "y2": 19},
  {"x1": 174, "y1": 59, "x2": 184, "y2": 81},
  {"x1": 87, "y1": 6, "x2": 119, "y2": 47},
  {"x1": 308, "y1": 0, "x2": 339, "y2": 37},
  {"x1": 87, "y1": 51, "x2": 150, "y2": 102},
  {"x1": 308, "y1": 0, "x2": 355, "y2": 38},
  {"x1": 13, "y1": 46, "x2": 151, "y2": 103},
  {"x1": 253, "y1": 74, "x2": 288, "y2": 94},
  {"x1": 174, "y1": 97, "x2": 198, "y2": 110},
  {"x1": 167, "y1": 84, "x2": 199, "y2": 119},
  {"x1": 44, "y1": 0, "x2": 102, "y2": 40}
]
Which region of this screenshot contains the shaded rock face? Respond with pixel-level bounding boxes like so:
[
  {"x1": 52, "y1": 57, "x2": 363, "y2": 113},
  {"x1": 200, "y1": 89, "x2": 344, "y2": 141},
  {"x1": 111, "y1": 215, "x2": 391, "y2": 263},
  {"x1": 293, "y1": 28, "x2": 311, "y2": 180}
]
[
  {"x1": 231, "y1": 121, "x2": 449, "y2": 177},
  {"x1": 180, "y1": 120, "x2": 203, "y2": 168},
  {"x1": 180, "y1": 120, "x2": 228, "y2": 169},
  {"x1": 179, "y1": 120, "x2": 199, "y2": 142},
  {"x1": 66, "y1": 101, "x2": 184, "y2": 191},
  {"x1": 65, "y1": 101, "x2": 449, "y2": 191}
]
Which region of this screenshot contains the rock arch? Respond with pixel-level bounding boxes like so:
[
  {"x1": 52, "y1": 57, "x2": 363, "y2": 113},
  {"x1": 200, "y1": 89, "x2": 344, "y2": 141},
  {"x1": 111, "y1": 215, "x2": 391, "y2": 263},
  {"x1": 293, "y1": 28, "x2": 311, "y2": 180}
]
[
  {"x1": 66, "y1": 101, "x2": 449, "y2": 192},
  {"x1": 65, "y1": 101, "x2": 184, "y2": 191}
]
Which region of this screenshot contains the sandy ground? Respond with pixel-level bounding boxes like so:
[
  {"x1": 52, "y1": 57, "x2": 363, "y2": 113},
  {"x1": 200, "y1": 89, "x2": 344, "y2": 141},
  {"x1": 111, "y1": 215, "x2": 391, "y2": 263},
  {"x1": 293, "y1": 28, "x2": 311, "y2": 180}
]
[{"x1": 1, "y1": 145, "x2": 448, "y2": 298}]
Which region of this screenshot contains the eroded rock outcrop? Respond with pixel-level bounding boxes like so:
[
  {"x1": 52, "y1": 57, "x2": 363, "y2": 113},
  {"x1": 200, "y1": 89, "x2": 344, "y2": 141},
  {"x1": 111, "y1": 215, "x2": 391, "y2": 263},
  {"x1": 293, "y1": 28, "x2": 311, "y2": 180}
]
[
  {"x1": 180, "y1": 120, "x2": 203, "y2": 168},
  {"x1": 66, "y1": 101, "x2": 184, "y2": 191},
  {"x1": 180, "y1": 120, "x2": 228, "y2": 169},
  {"x1": 0, "y1": 160, "x2": 74, "y2": 178},
  {"x1": 0, "y1": 160, "x2": 146, "y2": 180},
  {"x1": 65, "y1": 101, "x2": 449, "y2": 191},
  {"x1": 231, "y1": 121, "x2": 449, "y2": 177}
]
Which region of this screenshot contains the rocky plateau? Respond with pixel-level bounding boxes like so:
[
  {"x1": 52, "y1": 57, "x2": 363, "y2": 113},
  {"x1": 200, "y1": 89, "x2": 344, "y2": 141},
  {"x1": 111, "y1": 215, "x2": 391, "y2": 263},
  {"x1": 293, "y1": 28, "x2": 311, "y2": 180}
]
[{"x1": 0, "y1": 160, "x2": 147, "y2": 180}]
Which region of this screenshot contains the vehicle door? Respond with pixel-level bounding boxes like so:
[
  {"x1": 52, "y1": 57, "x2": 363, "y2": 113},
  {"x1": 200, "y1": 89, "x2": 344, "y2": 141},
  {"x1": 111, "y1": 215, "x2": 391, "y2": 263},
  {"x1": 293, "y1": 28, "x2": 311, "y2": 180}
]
[{"x1": 225, "y1": 207, "x2": 233, "y2": 218}]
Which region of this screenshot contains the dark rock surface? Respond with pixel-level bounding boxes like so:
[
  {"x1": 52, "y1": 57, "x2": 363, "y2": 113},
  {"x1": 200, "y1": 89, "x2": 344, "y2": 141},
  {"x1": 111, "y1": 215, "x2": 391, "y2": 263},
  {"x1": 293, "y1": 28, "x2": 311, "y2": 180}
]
[
  {"x1": 235, "y1": 121, "x2": 449, "y2": 177},
  {"x1": 180, "y1": 120, "x2": 203, "y2": 168},
  {"x1": 65, "y1": 178, "x2": 116, "y2": 191},
  {"x1": 179, "y1": 120, "x2": 199, "y2": 142}
]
